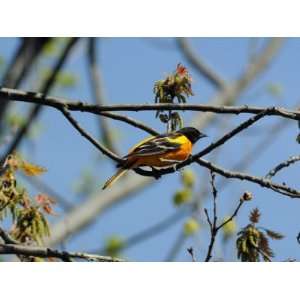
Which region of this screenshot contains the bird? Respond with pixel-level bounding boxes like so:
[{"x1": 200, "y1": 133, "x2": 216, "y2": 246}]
[{"x1": 102, "y1": 127, "x2": 207, "y2": 190}]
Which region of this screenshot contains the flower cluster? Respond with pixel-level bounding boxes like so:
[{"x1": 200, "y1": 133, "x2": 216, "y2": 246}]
[
  {"x1": 0, "y1": 154, "x2": 55, "y2": 246},
  {"x1": 154, "y1": 64, "x2": 193, "y2": 131},
  {"x1": 236, "y1": 208, "x2": 284, "y2": 262}
]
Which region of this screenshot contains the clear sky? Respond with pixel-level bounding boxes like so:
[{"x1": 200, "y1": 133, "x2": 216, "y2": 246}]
[{"x1": 0, "y1": 38, "x2": 299, "y2": 261}]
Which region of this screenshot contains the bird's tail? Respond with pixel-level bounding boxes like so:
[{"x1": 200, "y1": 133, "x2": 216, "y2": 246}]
[{"x1": 102, "y1": 168, "x2": 128, "y2": 190}]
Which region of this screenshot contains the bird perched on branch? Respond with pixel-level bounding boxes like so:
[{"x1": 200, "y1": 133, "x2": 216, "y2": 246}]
[{"x1": 102, "y1": 127, "x2": 207, "y2": 190}]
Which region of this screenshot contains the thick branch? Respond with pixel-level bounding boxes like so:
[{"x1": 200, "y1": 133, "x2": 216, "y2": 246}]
[{"x1": 45, "y1": 174, "x2": 154, "y2": 247}]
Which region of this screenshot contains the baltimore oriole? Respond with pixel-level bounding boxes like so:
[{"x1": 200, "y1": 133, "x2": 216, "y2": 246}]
[{"x1": 102, "y1": 127, "x2": 207, "y2": 190}]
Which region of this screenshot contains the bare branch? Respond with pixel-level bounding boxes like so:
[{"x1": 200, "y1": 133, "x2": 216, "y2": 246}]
[
  {"x1": 98, "y1": 111, "x2": 158, "y2": 136},
  {"x1": 196, "y1": 158, "x2": 300, "y2": 198},
  {"x1": 204, "y1": 172, "x2": 218, "y2": 262},
  {"x1": 0, "y1": 243, "x2": 123, "y2": 262},
  {"x1": 0, "y1": 227, "x2": 18, "y2": 244},
  {"x1": 191, "y1": 38, "x2": 284, "y2": 129},
  {"x1": 45, "y1": 174, "x2": 154, "y2": 247},
  {"x1": 177, "y1": 37, "x2": 226, "y2": 90},
  {"x1": 187, "y1": 247, "x2": 196, "y2": 262},
  {"x1": 216, "y1": 200, "x2": 244, "y2": 231},
  {"x1": 0, "y1": 38, "x2": 51, "y2": 124},
  {"x1": 0, "y1": 87, "x2": 299, "y2": 121},
  {"x1": 1, "y1": 38, "x2": 80, "y2": 162},
  {"x1": 87, "y1": 37, "x2": 118, "y2": 154},
  {"x1": 265, "y1": 155, "x2": 300, "y2": 179},
  {"x1": 60, "y1": 107, "x2": 121, "y2": 163}
]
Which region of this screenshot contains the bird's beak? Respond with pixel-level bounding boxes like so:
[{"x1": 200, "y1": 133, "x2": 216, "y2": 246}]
[{"x1": 200, "y1": 133, "x2": 208, "y2": 138}]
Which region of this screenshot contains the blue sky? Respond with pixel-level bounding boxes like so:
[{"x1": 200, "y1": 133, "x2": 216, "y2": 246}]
[{"x1": 0, "y1": 38, "x2": 300, "y2": 261}]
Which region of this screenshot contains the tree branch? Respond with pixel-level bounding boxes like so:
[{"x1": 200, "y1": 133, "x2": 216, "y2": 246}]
[
  {"x1": 177, "y1": 37, "x2": 226, "y2": 90},
  {"x1": 196, "y1": 158, "x2": 300, "y2": 198},
  {"x1": 87, "y1": 37, "x2": 118, "y2": 154},
  {"x1": 60, "y1": 107, "x2": 122, "y2": 163},
  {"x1": 265, "y1": 155, "x2": 300, "y2": 179},
  {"x1": 190, "y1": 38, "x2": 284, "y2": 129},
  {"x1": 1, "y1": 87, "x2": 299, "y2": 121},
  {"x1": 1, "y1": 38, "x2": 80, "y2": 163},
  {"x1": 45, "y1": 174, "x2": 154, "y2": 247},
  {"x1": 0, "y1": 38, "x2": 51, "y2": 125},
  {"x1": 0, "y1": 243, "x2": 123, "y2": 262}
]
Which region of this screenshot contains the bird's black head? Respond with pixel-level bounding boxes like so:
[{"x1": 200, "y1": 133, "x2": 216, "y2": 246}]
[{"x1": 177, "y1": 127, "x2": 207, "y2": 144}]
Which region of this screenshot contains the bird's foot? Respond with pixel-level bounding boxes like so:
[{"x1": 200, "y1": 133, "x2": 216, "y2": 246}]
[{"x1": 151, "y1": 167, "x2": 162, "y2": 180}]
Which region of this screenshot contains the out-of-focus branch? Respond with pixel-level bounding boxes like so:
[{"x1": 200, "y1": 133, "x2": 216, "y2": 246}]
[
  {"x1": 94, "y1": 208, "x2": 187, "y2": 255},
  {"x1": 0, "y1": 38, "x2": 51, "y2": 125},
  {"x1": 177, "y1": 37, "x2": 226, "y2": 90},
  {"x1": 265, "y1": 155, "x2": 300, "y2": 179},
  {"x1": 45, "y1": 174, "x2": 154, "y2": 247},
  {"x1": 165, "y1": 231, "x2": 186, "y2": 261},
  {"x1": 87, "y1": 37, "x2": 118, "y2": 154},
  {"x1": 1, "y1": 38, "x2": 80, "y2": 163},
  {"x1": 20, "y1": 173, "x2": 74, "y2": 211},
  {"x1": 191, "y1": 38, "x2": 284, "y2": 129},
  {"x1": 0, "y1": 243, "x2": 123, "y2": 262}
]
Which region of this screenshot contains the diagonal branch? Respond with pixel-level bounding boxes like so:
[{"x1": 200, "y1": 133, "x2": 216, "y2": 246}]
[
  {"x1": 177, "y1": 37, "x2": 226, "y2": 90},
  {"x1": 191, "y1": 38, "x2": 284, "y2": 129},
  {"x1": 265, "y1": 155, "x2": 300, "y2": 179},
  {"x1": 196, "y1": 158, "x2": 300, "y2": 198},
  {"x1": 0, "y1": 38, "x2": 51, "y2": 126},
  {"x1": 60, "y1": 107, "x2": 121, "y2": 163},
  {"x1": 1, "y1": 38, "x2": 80, "y2": 163}
]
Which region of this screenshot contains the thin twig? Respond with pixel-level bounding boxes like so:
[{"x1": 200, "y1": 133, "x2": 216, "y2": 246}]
[
  {"x1": 60, "y1": 107, "x2": 122, "y2": 163},
  {"x1": 204, "y1": 184, "x2": 245, "y2": 262},
  {"x1": 99, "y1": 111, "x2": 158, "y2": 135},
  {"x1": 204, "y1": 172, "x2": 218, "y2": 262},
  {"x1": 187, "y1": 247, "x2": 196, "y2": 262},
  {"x1": 196, "y1": 158, "x2": 300, "y2": 198},
  {"x1": 216, "y1": 200, "x2": 244, "y2": 231},
  {"x1": 265, "y1": 155, "x2": 300, "y2": 179},
  {"x1": 0, "y1": 227, "x2": 18, "y2": 244}
]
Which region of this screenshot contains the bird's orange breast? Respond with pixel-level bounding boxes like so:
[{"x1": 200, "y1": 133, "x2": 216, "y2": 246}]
[{"x1": 134, "y1": 136, "x2": 192, "y2": 167}]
